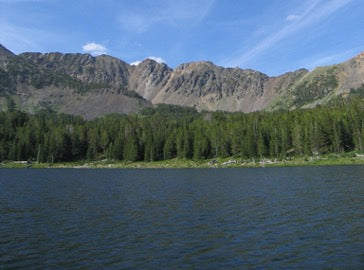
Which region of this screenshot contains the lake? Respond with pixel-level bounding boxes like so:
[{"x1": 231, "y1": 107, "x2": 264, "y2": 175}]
[{"x1": 0, "y1": 166, "x2": 363, "y2": 269}]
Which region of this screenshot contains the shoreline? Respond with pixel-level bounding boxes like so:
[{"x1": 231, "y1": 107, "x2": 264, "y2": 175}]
[{"x1": 1, "y1": 154, "x2": 364, "y2": 169}]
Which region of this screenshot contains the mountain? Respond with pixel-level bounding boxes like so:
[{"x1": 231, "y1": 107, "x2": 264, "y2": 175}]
[
  {"x1": 269, "y1": 52, "x2": 364, "y2": 110},
  {"x1": 0, "y1": 47, "x2": 150, "y2": 119},
  {"x1": 0, "y1": 44, "x2": 363, "y2": 118}
]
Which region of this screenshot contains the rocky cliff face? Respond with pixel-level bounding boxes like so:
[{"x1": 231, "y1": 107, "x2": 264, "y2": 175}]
[
  {"x1": 20, "y1": 52, "x2": 131, "y2": 88},
  {"x1": 0, "y1": 44, "x2": 363, "y2": 118},
  {"x1": 151, "y1": 62, "x2": 270, "y2": 112}
]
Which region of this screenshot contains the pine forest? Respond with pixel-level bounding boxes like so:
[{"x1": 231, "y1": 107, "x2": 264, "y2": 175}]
[{"x1": 0, "y1": 99, "x2": 363, "y2": 164}]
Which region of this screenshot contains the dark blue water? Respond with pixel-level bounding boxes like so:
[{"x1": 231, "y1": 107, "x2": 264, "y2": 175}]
[{"x1": 0, "y1": 166, "x2": 363, "y2": 269}]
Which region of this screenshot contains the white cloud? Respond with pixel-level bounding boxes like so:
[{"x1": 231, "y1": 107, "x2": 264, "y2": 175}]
[
  {"x1": 130, "y1": 60, "x2": 142, "y2": 66},
  {"x1": 130, "y1": 56, "x2": 166, "y2": 66},
  {"x1": 82, "y1": 42, "x2": 107, "y2": 56},
  {"x1": 226, "y1": 0, "x2": 353, "y2": 67},
  {"x1": 146, "y1": 56, "x2": 166, "y2": 64},
  {"x1": 286, "y1": 14, "x2": 300, "y2": 21}
]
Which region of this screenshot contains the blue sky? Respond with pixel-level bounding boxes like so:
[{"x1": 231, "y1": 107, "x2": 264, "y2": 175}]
[{"x1": 0, "y1": 0, "x2": 363, "y2": 76}]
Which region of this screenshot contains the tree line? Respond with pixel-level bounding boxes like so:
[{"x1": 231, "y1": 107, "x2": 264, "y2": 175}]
[{"x1": 0, "y1": 100, "x2": 363, "y2": 163}]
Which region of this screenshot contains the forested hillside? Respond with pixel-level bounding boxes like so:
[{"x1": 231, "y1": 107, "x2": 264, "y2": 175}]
[{"x1": 1, "y1": 100, "x2": 363, "y2": 163}]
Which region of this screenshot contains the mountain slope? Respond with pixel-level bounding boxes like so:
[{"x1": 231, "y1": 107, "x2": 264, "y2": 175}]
[
  {"x1": 0, "y1": 44, "x2": 363, "y2": 118},
  {"x1": 0, "y1": 46, "x2": 150, "y2": 119},
  {"x1": 270, "y1": 52, "x2": 364, "y2": 110}
]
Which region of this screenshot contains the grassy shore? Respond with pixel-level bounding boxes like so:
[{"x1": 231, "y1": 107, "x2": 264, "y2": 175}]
[{"x1": 1, "y1": 153, "x2": 364, "y2": 169}]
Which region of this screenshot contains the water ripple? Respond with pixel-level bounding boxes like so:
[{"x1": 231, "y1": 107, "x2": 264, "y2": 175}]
[{"x1": 0, "y1": 166, "x2": 363, "y2": 269}]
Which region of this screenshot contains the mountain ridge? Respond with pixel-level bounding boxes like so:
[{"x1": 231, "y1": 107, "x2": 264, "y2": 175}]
[{"x1": 0, "y1": 44, "x2": 363, "y2": 118}]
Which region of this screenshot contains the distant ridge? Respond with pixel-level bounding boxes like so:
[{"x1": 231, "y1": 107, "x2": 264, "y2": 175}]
[{"x1": 0, "y1": 44, "x2": 363, "y2": 118}]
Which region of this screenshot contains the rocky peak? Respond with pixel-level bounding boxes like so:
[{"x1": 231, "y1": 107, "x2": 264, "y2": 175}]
[
  {"x1": 129, "y1": 58, "x2": 172, "y2": 100},
  {"x1": 132, "y1": 58, "x2": 171, "y2": 74},
  {"x1": 176, "y1": 61, "x2": 215, "y2": 71}
]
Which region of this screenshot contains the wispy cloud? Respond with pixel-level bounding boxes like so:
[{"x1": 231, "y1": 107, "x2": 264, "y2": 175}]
[
  {"x1": 131, "y1": 56, "x2": 166, "y2": 65},
  {"x1": 82, "y1": 42, "x2": 107, "y2": 56},
  {"x1": 305, "y1": 47, "x2": 363, "y2": 69},
  {"x1": 286, "y1": 14, "x2": 300, "y2": 21},
  {"x1": 117, "y1": 0, "x2": 215, "y2": 33},
  {"x1": 0, "y1": 22, "x2": 53, "y2": 53},
  {"x1": 0, "y1": 0, "x2": 72, "y2": 54},
  {"x1": 226, "y1": 0, "x2": 353, "y2": 67},
  {"x1": 0, "y1": 0, "x2": 51, "y2": 2}
]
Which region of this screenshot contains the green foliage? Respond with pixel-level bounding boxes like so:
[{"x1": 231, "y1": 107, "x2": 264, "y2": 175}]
[
  {"x1": 0, "y1": 69, "x2": 12, "y2": 93},
  {"x1": 30, "y1": 70, "x2": 108, "y2": 93},
  {"x1": 349, "y1": 84, "x2": 364, "y2": 98},
  {"x1": 5, "y1": 96, "x2": 16, "y2": 111},
  {"x1": 0, "y1": 100, "x2": 363, "y2": 163},
  {"x1": 117, "y1": 87, "x2": 146, "y2": 100},
  {"x1": 139, "y1": 103, "x2": 198, "y2": 118},
  {"x1": 292, "y1": 69, "x2": 338, "y2": 106}
]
